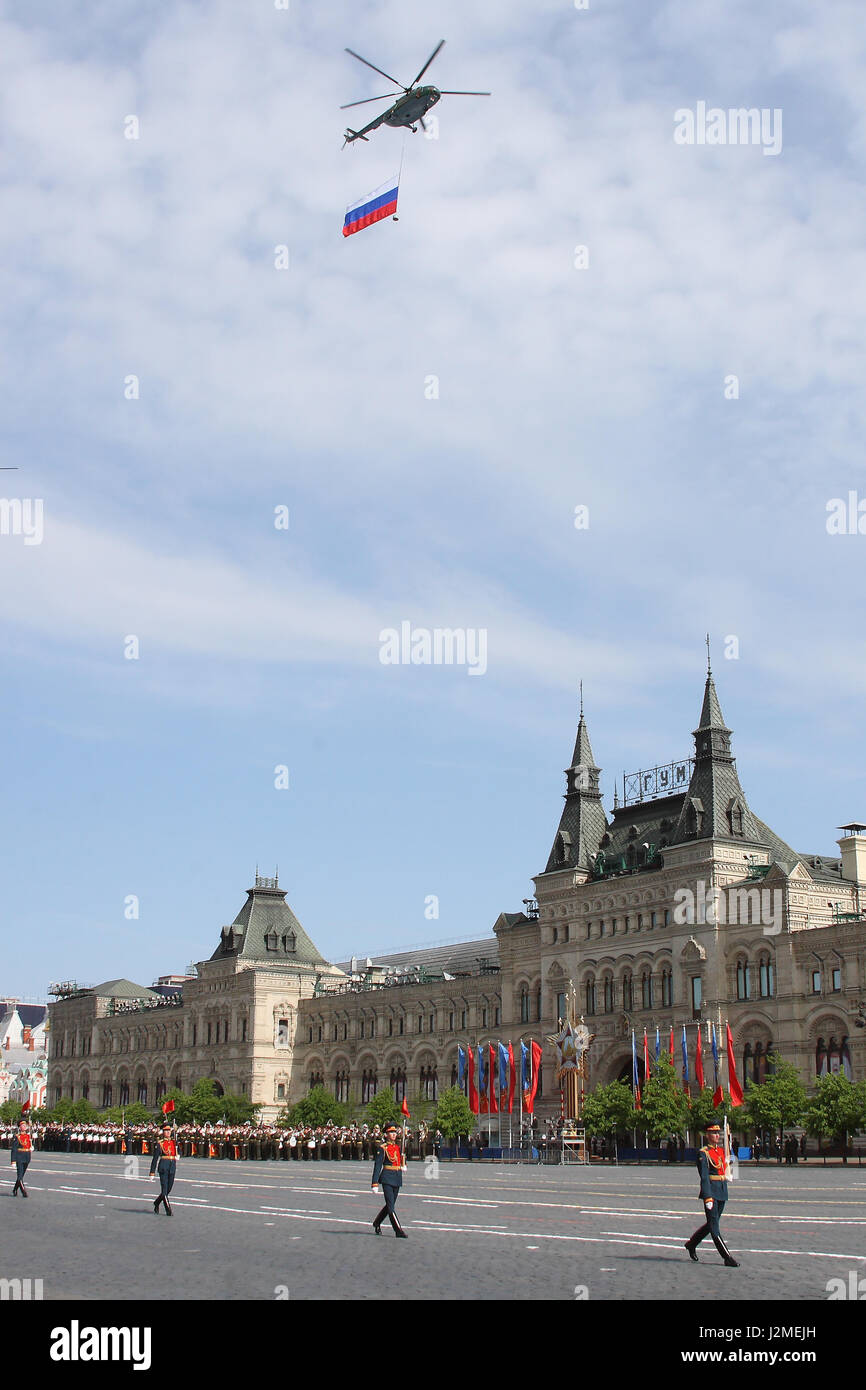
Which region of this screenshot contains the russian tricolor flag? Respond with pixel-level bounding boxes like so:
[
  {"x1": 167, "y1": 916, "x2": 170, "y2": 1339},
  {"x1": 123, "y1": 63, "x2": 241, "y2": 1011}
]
[{"x1": 343, "y1": 178, "x2": 399, "y2": 237}]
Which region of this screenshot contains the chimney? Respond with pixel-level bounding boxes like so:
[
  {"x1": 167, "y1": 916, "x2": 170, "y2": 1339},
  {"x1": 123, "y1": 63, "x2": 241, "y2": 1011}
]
[{"x1": 838, "y1": 824, "x2": 866, "y2": 886}]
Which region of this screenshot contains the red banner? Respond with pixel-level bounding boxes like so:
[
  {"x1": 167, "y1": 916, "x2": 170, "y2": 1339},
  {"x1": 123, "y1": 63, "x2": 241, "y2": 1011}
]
[
  {"x1": 726, "y1": 1023, "x2": 744, "y2": 1105},
  {"x1": 467, "y1": 1045, "x2": 479, "y2": 1114},
  {"x1": 525, "y1": 1041, "x2": 542, "y2": 1114}
]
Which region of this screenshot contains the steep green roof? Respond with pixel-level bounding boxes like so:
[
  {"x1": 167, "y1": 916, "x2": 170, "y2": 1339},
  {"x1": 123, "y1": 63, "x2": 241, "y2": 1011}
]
[{"x1": 211, "y1": 878, "x2": 330, "y2": 967}]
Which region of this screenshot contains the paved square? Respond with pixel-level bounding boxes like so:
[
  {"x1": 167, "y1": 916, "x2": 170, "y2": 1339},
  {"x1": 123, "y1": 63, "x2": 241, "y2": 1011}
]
[{"x1": 4, "y1": 1155, "x2": 865, "y2": 1301}]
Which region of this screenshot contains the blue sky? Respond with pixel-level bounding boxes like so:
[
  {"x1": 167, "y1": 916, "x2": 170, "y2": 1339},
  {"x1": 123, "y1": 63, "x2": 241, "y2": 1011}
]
[{"x1": 2, "y1": 0, "x2": 865, "y2": 997}]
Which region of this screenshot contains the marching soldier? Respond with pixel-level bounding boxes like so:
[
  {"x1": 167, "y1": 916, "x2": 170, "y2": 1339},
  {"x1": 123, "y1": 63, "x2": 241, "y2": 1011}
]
[
  {"x1": 11, "y1": 1120, "x2": 33, "y2": 1197},
  {"x1": 371, "y1": 1121, "x2": 408, "y2": 1238},
  {"x1": 150, "y1": 1124, "x2": 178, "y2": 1216},
  {"x1": 684, "y1": 1123, "x2": 739, "y2": 1266}
]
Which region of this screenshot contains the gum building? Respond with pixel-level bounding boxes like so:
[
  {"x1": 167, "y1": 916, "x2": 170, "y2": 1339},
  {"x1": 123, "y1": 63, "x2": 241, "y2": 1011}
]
[{"x1": 47, "y1": 671, "x2": 866, "y2": 1120}]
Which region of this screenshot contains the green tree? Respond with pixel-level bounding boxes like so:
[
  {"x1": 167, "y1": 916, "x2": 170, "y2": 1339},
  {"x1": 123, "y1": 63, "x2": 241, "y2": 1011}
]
[
  {"x1": 637, "y1": 1055, "x2": 691, "y2": 1147},
  {"x1": 581, "y1": 1081, "x2": 636, "y2": 1141},
  {"x1": 406, "y1": 1090, "x2": 436, "y2": 1127},
  {"x1": 188, "y1": 1079, "x2": 227, "y2": 1125},
  {"x1": 688, "y1": 1086, "x2": 734, "y2": 1135},
  {"x1": 0, "y1": 1100, "x2": 23, "y2": 1122},
  {"x1": 278, "y1": 1085, "x2": 347, "y2": 1127},
  {"x1": 66, "y1": 1099, "x2": 100, "y2": 1124},
  {"x1": 365, "y1": 1090, "x2": 402, "y2": 1129},
  {"x1": 151, "y1": 1086, "x2": 193, "y2": 1124},
  {"x1": 805, "y1": 1074, "x2": 866, "y2": 1163},
  {"x1": 103, "y1": 1102, "x2": 151, "y2": 1125},
  {"x1": 433, "y1": 1087, "x2": 474, "y2": 1157},
  {"x1": 741, "y1": 1053, "x2": 807, "y2": 1150},
  {"x1": 46, "y1": 1098, "x2": 76, "y2": 1123}
]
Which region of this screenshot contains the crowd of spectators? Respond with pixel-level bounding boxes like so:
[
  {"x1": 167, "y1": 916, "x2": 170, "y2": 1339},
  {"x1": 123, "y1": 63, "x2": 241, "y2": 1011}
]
[{"x1": 0, "y1": 1121, "x2": 445, "y2": 1161}]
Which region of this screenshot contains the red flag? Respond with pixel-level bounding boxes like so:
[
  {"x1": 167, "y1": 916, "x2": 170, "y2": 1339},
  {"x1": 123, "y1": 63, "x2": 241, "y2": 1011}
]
[
  {"x1": 712, "y1": 1085, "x2": 724, "y2": 1108},
  {"x1": 525, "y1": 1041, "x2": 542, "y2": 1114},
  {"x1": 726, "y1": 1023, "x2": 743, "y2": 1106},
  {"x1": 467, "y1": 1045, "x2": 479, "y2": 1114},
  {"x1": 669, "y1": 1027, "x2": 674, "y2": 1064},
  {"x1": 507, "y1": 1042, "x2": 516, "y2": 1114},
  {"x1": 643, "y1": 1030, "x2": 650, "y2": 1080},
  {"x1": 488, "y1": 1043, "x2": 499, "y2": 1114},
  {"x1": 21, "y1": 1099, "x2": 31, "y2": 1113},
  {"x1": 401, "y1": 1097, "x2": 410, "y2": 1119},
  {"x1": 162, "y1": 1099, "x2": 175, "y2": 1115},
  {"x1": 695, "y1": 1027, "x2": 705, "y2": 1090}
]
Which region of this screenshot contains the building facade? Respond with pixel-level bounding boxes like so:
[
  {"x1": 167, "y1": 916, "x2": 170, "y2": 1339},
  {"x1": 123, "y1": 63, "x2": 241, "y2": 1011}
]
[
  {"x1": 0, "y1": 1001, "x2": 48, "y2": 1109},
  {"x1": 47, "y1": 671, "x2": 866, "y2": 1122}
]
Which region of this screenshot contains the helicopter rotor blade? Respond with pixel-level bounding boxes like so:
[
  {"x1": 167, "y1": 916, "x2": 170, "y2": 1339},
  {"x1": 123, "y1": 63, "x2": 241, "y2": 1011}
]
[
  {"x1": 409, "y1": 39, "x2": 445, "y2": 88},
  {"x1": 340, "y1": 95, "x2": 395, "y2": 109},
  {"x1": 437, "y1": 90, "x2": 492, "y2": 96},
  {"x1": 344, "y1": 48, "x2": 405, "y2": 90}
]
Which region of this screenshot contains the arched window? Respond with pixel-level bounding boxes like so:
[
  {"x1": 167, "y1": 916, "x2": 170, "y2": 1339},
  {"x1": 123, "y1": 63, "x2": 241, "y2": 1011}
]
[
  {"x1": 754, "y1": 1042, "x2": 768, "y2": 1084},
  {"x1": 420, "y1": 1066, "x2": 438, "y2": 1101},
  {"x1": 622, "y1": 973, "x2": 633, "y2": 1010},
  {"x1": 742, "y1": 1042, "x2": 752, "y2": 1079},
  {"x1": 102, "y1": 1080, "x2": 113, "y2": 1107},
  {"x1": 519, "y1": 989, "x2": 530, "y2": 1024},
  {"x1": 840, "y1": 1036, "x2": 853, "y2": 1079},
  {"x1": 137, "y1": 1078, "x2": 148, "y2": 1105},
  {"x1": 362, "y1": 1069, "x2": 378, "y2": 1103},
  {"x1": 585, "y1": 978, "x2": 596, "y2": 1015},
  {"x1": 736, "y1": 961, "x2": 751, "y2": 1000},
  {"x1": 641, "y1": 971, "x2": 653, "y2": 1009},
  {"x1": 758, "y1": 956, "x2": 774, "y2": 998},
  {"x1": 390, "y1": 1068, "x2": 407, "y2": 1103},
  {"x1": 334, "y1": 1071, "x2": 350, "y2": 1103},
  {"x1": 603, "y1": 976, "x2": 614, "y2": 1013},
  {"x1": 661, "y1": 968, "x2": 672, "y2": 1008}
]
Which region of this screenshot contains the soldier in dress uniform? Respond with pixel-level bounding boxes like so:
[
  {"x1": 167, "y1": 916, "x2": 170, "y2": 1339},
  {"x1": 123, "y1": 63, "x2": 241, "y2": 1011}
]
[
  {"x1": 684, "y1": 1123, "x2": 739, "y2": 1266},
  {"x1": 150, "y1": 1124, "x2": 178, "y2": 1216},
  {"x1": 371, "y1": 1122, "x2": 408, "y2": 1238},
  {"x1": 11, "y1": 1120, "x2": 33, "y2": 1197}
]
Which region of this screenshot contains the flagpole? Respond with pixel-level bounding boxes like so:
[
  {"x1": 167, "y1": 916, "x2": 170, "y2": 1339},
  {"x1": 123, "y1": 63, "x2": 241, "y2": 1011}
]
[{"x1": 518, "y1": 1035, "x2": 524, "y2": 1163}]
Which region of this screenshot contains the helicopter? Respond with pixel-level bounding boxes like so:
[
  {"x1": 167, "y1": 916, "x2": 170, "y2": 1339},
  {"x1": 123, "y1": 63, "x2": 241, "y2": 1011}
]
[{"x1": 341, "y1": 39, "x2": 489, "y2": 146}]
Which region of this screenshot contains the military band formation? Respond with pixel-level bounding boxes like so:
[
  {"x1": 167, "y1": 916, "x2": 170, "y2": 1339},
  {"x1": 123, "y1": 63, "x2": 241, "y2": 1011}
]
[{"x1": 7, "y1": 1111, "x2": 749, "y2": 1267}]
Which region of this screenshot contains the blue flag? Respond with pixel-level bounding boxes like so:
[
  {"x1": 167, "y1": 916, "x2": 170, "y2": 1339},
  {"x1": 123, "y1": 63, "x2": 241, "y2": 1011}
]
[
  {"x1": 478, "y1": 1046, "x2": 487, "y2": 1094},
  {"x1": 655, "y1": 1027, "x2": 661, "y2": 1063},
  {"x1": 498, "y1": 1042, "x2": 509, "y2": 1092},
  {"x1": 681, "y1": 1024, "x2": 689, "y2": 1083},
  {"x1": 521, "y1": 1040, "x2": 530, "y2": 1094},
  {"x1": 457, "y1": 1045, "x2": 466, "y2": 1089}
]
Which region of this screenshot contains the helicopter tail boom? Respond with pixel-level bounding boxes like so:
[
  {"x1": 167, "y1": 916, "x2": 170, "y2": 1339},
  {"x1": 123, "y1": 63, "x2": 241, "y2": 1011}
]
[{"x1": 343, "y1": 127, "x2": 371, "y2": 146}]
